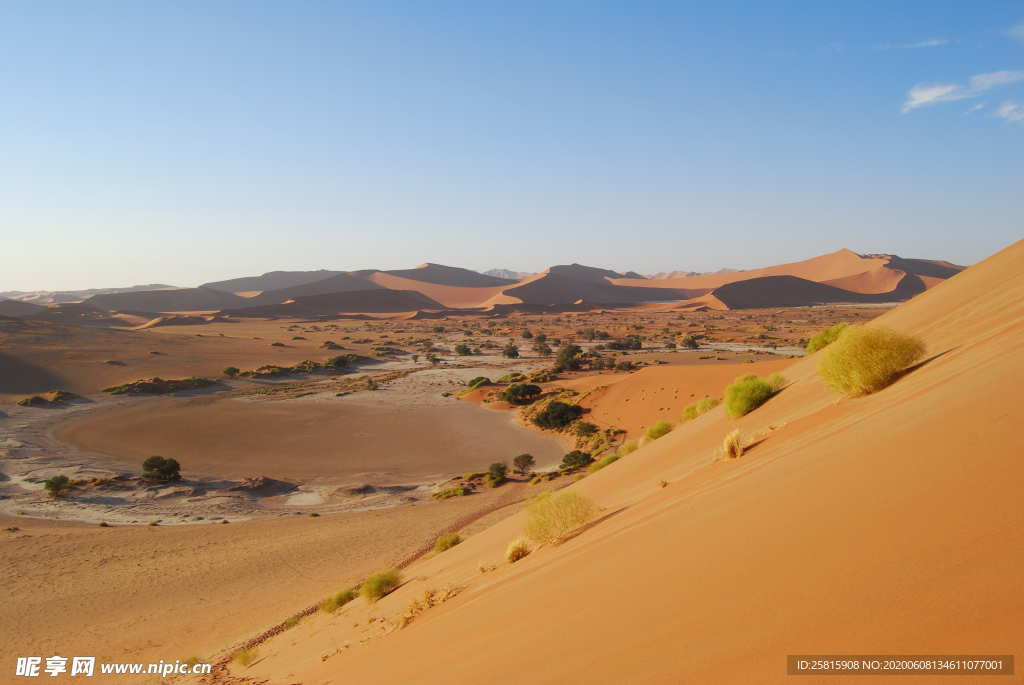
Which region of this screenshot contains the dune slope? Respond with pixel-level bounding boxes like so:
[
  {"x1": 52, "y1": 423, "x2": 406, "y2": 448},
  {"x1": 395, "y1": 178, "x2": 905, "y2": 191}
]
[{"x1": 250, "y1": 239, "x2": 1021, "y2": 684}]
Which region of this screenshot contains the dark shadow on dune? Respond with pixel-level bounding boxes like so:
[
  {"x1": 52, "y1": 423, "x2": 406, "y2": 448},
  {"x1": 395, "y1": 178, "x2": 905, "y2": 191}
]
[{"x1": 0, "y1": 352, "x2": 68, "y2": 395}]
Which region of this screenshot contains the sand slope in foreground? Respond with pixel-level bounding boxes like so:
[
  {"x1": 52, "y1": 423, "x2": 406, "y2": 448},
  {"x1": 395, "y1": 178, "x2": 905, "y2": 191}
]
[{"x1": 241, "y1": 239, "x2": 1022, "y2": 684}]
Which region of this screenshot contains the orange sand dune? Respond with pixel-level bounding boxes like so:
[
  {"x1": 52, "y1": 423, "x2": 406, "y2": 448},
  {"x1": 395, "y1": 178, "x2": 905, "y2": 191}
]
[
  {"x1": 236, "y1": 239, "x2": 1022, "y2": 684},
  {"x1": 382, "y1": 263, "x2": 514, "y2": 288},
  {"x1": 367, "y1": 272, "x2": 510, "y2": 308}
]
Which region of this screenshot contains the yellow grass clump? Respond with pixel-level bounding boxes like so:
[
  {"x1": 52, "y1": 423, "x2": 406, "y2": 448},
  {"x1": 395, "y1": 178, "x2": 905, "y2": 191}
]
[
  {"x1": 524, "y1": 490, "x2": 599, "y2": 545},
  {"x1": 360, "y1": 570, "x2": 402, "y2": 603},
  {"x1": 806, "y1": 322, "x2": 848, "y2": 354},
  {"x1": 682, "y1": 396, "x2": 719, "y2": 422},
  {"x1": 320, "y1": 589, "x2": 357, "y2": 614},
  {"x1": 505, "y1": 535, "x2": 531, "y2": 563},
  {"x1": 722, "y1": 429, "x2": 744, "y2": 459},
  {"x1": 644, "y1": 420, "x2": 673, "y2": 441},
  {"x1": 817, "y1": 325, "x2": 925, "y2": 396},
  {"x1": 232, "y1": 647, "x2": 258, "y2": 668}
]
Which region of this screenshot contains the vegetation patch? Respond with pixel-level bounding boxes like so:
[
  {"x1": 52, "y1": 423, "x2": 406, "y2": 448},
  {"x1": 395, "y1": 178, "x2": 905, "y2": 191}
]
[
  {"x1": 722, "y1": 429, "x2": 744, "y2": 459},
  {"x1": 502, "y1": 383, "x2": 541, "y2": 404},
  {"x1": 432, "y1": 486, "x2": 468, "y2": 500},
  {"x1": 142, "y1": 456, "x2": 181, "y2": 481},
  {"x1": 232, "y1": 647, "x2": 258, "y2": 668},
  {"x1": 434, "y1": 533, "x2": 462, "y2": 553},
  {"x1": 320, "y1": 589, "x2": 357, "y2": 614},
  {"x1": 806, "y1": 322, "x2": 849, "y2": 354},
  {"x1": 588, "y1": 454, "x2": 620, "y2": 473},
  {"x1": 361, "y1": 570, "x2": 402, "y2": 603},
  {"x1": 44, "y1": 474, "x2": 72, "y2": 498},
  {"x1": 560, "y1": 450, "x2": 593, "y2": 470},
  {"x1": 497, "y1": 372, "x2": 526, "y2": 383},
  {"x1": 644, "y1": 420, "x2": 673, "y2": 441},
  {"x1": 817, "y1": 325, "x2": 926, "y2": 396},
  {"x1": 682, "y1": 397, "x2": 720, "y2": 422},
  {"x1": 723, "y1": 373, "x2": 786, "y2": 419},
  {"x1": 532, "y1": 401, "x2": 583, "y2": 429},
  {"x1": 506, "y1": 535, "x2": 531, "y2": 563},
  {"x1": 524, "y1": 490, "x2": 600, "y2": 544},
  {"x1": 513, "y1": 453, "x2": 535, "y2": 474},
  {"x1": 102, "y1": 377, "x2": 215, "y2": 395}
]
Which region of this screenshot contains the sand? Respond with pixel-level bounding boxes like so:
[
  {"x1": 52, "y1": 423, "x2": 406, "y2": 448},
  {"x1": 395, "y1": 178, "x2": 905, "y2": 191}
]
[{"x1": 222, "y1": 239, "x2": 1022, "y2": 685}]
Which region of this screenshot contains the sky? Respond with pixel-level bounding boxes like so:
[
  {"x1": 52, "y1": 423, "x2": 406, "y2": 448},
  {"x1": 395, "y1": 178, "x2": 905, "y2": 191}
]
[{"x1": 1, "y1": 1, "x2": 1022, "y2": 291}]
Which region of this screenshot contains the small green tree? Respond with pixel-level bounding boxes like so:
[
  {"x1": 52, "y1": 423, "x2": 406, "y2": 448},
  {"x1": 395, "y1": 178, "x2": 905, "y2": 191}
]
[
  {"x1": 428, "y1": 355, "x2": 440, "y2": 365},
  {"x1": 533, "y1": 401, "x2": 583, "y2": 429},
  {"x1": 433, "y1": 325, "x2": 445, "y2": 333},
  {"x1": 44, "y1": 474, "x2": 71, "y2": 498},
  {"x1": 142, "y1": 456, "x2": 181, "y2": 481},
  {"x1": 560, "y1": 450, "x2": 593, "y2": 470},
  {"x1": 502, "y1": 342, "x2": 520, "y2": 358},
  {"x1": 454, "y1": 343, "x2": 472, "y2": 356},
  {"x1": 411, "y1": 354, "x2": 420, "y2": 363},
  {"x1": 513, "y1": 453, "x2": 535, "y2": 474},
  {"x1": 502, "y1": 383, "x2": 542, "y2": 404},
  {"x1": 223, "y1": 366, "x2": 240, "y2": 377},
  {"x1": 521, "y1": 329, "x2": 533, "y2": 339},
  {"x1": 553, "y1": 344, "x2": 583, "y2": 372}
]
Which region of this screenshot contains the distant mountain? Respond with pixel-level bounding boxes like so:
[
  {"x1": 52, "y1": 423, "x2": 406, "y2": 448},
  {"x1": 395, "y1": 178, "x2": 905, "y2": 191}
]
[{"x1": 482, "y1": 269, "x2": 534, "y2": 280}]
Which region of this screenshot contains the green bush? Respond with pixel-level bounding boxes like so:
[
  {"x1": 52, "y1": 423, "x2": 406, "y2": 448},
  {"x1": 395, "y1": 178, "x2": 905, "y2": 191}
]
[
  {"x1": 533, "y1": 401, "x2": 583, "y2": 429},
  {"x1": 574, "y1": 422, "x2": 598, "y2": 438},
  {"x1": 607, "y1": 334, "x2": 643, "y2": 351},
  {"x1": 502, "y1": 342, "x2": 520, "y2": 358},
  {"x1": 232, "y1": 647, "x2": 258, "y2": 668},
  {"x1": 454, "y1": 343, "x2": 472, "y2": 356},
  {"x1": 767, "y1": 373, "x2": 787, "y2": 392},
  {"x1": 223, "y1": 366, "x2": 240, "y2": 377},
  {"x1": 502, "y1": 383, "x2": 541, "y2": 404},
  {"x1": 806, "y1": 322, "x2": 848, "y2": 354},
  {"x1": 521, "y1": 328, "x2": 533, "y2": 339},
  {"x1": 319, "y1": 589, "x2": 357, "y2": 614},
  {"x1": 588, "y1": 454, "x2": 620, "y2": 473},
  {"x1": 560, "y1": 450, "x2": 593, "y2": 470},
  {"x1": 817, "y1": 325, "x2": 926, "y2": 396},
  {"x1": 724, "y1": 374, "x2": 777, "y2": 419},
  {"x1": 466, "y1": 376, "x2": 491, "y2": 391},
  {"x1": 513, "y1": 453, "x2": 535, "y2": 474},
  {"x1": 644, "y1": 420, "x2": 673, "y2": 441},
  {"x1": 682, "y1": 397, "x2": 720, "y2": 422},
  {"x1": 618, "y1": 438, "x2": 640, "y2": 456},
  {"x1": 17, "y1": 396, "x2": 46, "y2": 407},
  {"x1": 434, "y1": 533, "x2": 462, "y2": 553},
  {"x1": 432, "y1": 486, "x2": 468, "y2": 500},
  {"x1": 553, "y1": 344, "x2": 583, "y2": 372},
  {"x1": 678, "y1": 336, "x2": 699, "y2": 350},
  {"x1": 360, "y1": 570, "x2": 402, "y2": 602},
  {"x1": 523, "y1": 490, "x2": 599, "y2": 544},
  {"x1": 142, "y1": 456, "x2": 181, "y2": 481},
  {"x1": 486, "y1": 462, "x2": 508, "y2": 487},
  {"x1": 497, "y1": 372, "x2": 525, "y2": 383},
  {"x1": 44, "y1": 474, "x2": 71, "y2": 498}
]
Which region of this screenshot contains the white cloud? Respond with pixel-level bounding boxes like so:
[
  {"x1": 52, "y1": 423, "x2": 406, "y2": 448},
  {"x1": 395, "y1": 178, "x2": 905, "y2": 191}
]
[
  {"x1": 993, "y1": 101, "x2": 1024, "y2": 124},
  {"x1": 964, "y1": 103, "x2": 985, "y2": 114},
  {"x1": 901, "y1": 70, "x2": 1024, "y2": 113},
  {"x1": 1009, "y1": 23, "x2": 1024, "y2": 41},
  {"x1": 873, "y1": 38, "x2": 948, "y2": 50}
]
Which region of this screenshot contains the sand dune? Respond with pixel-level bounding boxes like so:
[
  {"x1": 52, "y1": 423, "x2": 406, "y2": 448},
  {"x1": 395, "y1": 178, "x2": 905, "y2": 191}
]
[
  {"x1": 202, "y1": 269, "x2": 344, "y2": 293},
  {"x1": 221, "y1": 289, "x2": 445, "y2": 317},
  {"x1": 382, "y1": 263, "x2": 513, "y2": 288},
  {"x1": 246, "y1": 272, "x2": 384, "y2": 305},
  {"x1": 705, "y1": 273, "x2": 926, "y2": 309},
  {"x1": 85, "y1": 286, "x2": 249, "y2": 312},
  {"x1": 0, "y1": 299, "x2": 47, "y2": 316},
  {"x1": 366, "y1": 272, "x2": 510, "y2": 308},
  {"x1": 232, "y1": 239, "x2": 1022, "y2": 684}
]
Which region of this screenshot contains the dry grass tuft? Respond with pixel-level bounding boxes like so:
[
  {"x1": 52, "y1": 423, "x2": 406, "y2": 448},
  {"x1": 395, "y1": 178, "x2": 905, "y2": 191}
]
[
  {"x1": 807, "y1": 322, "x2": 848, "y2": 353},
  {"x1": 682, "y1": 396, "x2": 719, "y2": 422},
  {"x1": 232, "y1": 647, "x2": 258, "y2": 668},
  {"x1": 524, "y1": 490, "x2": 599, "y2": 544},
  {"x1": 505, "y1": 535, "x2": 531, "y2": 563},
  {"x1": 360, "y1": 570, "x2": 402, "y2": 603},
  {"x1": 722, "y1": 429, "x2": 744, "y2": 460},
  {"x1": 320, "y1": 589, "x2": 357, "y2": 614},
  {"x1": 657, "y1": 479, "x2": 668, "y2": 489},
  {"x1": 817, "y1": 324, "x2": 926, "y2": 396}
]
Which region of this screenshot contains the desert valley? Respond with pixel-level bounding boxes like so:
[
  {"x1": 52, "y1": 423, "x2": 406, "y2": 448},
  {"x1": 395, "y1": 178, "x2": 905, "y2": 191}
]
[{"x1": 3, "y1": 243, "x2": 1021, "y2": 682}]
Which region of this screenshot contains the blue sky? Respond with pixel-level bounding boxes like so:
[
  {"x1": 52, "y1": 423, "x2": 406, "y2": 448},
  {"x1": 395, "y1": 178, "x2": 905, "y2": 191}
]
[{"x1": 1, "y1": 2, "x2": 1022, "y2": 290}]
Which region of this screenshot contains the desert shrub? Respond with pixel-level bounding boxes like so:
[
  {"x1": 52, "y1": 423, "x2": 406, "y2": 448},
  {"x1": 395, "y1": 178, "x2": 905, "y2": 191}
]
[
  {"x1": 223, "y1": 366, "x2": 240, "y2": 377},
  {"x1": 817, "y1": 325, "x2": 926, "y2": 396},
  {"x1": 513, "y1": 453, "x2": 535, "y2": 474},
  {"x1": 607, "y1": 334, "x2": 643, "y2": 351},
  {"x1": 523, "y1": 490, "x2": 600, "y2": 544},
  {"x1": 44, "y1": 474, "x2": 71, "y2": 498},
  {"x1": 488, "y1": 462, "x2": 508, "y2": 480},
  {"x1": 454, "y1": 343, "x2": 472, "y2": 356},
  {"x1": 682, "y1": 397, "x2": 720, "y2": 422},
  {"x1": 320, "y1": 589, "x2": 357, "y2": 613},
  {"x1": 432, "y1": 486, "x2": 468, "y2": 500},
  {"x1": 724, "y1": 374, "x2": 777, "y2": 419},
  {"x1": 502, "y1": 342, "x2": 520, "y2": 358},
  {"x1": 532, "y1": 341, "x2": 553, "y2": 356},
  {"x1": 434, "y1": 533, "x2": 462, "y2": 553},
  {"x1": 615, "y1": 361, "x2": 635, "y2": 371},
  {"x1": 574, "y1": 421, "x2": 598, "y2": 438},
  {"x1": 466, "y1": 376, "x2": 491, "y2": 390},
  {"x1": 678, "y1": 336, "x2": 699, "y2": 350},
  {"x1": 664, "y1": 341, "x2": 677, "y2": 349},
  {"x1": 588, "y1": 454, "x2": 620, "y2": 473},
  {"x1": 521, "y1": 328, "x2": 533, "y2": 339},
  {"x1": 532, "y1": 401, "x2": 583, "y2": 429},
  {"x1": 722, "y1": 429, "x2": 744, "y2": 459},
  {"x1": 505, "y1": 535, "x2": 531, "y2": 563},
  {"x1": 767, "y1": 373, "x2": 787, "y2": 392},
  {"x1": 618, "y1": 439, "x2": 640, "y2": 456},
  {"x1": 806, "y1": 322, "x2": 848, "y2": 354},
  {"x1": 497, "y1": 372, "x2": 525, "y2": 383},
  {"x1": 18, "y1": 396, "x2": 46, "y2": 407},
  {"x1": 502, "y1": 383, "x2": 541, "y2": 404},
  {"x1": 361, "y1": 570, "x2": 402, "y2": 602},
  {"x1": 142, "y1": 456, "x2": 181, "y2": 481},
  {"x1": 433, "y1": 325, "x2": 445, "y2": 333},
  {"x1": 284, "y1": 618, "x2": 299, "y2": 629},
  {"x1": 560, "y1": 450, "x2": 593, "y2": 470},
  {"x1": 644, "y1": 420, "x2": 673, "y2": 441},
  {"x1": 233, "y1": 647, "x2": 258, "y2": 668},
  {"x1": 553, "y1": 344, "x2": 583, "y2": 372}
]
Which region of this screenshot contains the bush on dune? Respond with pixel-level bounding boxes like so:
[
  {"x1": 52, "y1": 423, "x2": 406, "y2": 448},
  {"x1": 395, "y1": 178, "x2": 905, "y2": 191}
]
[
  {"x1": 588, "y1": 454, "x2": 620, "y2": 473},
  {"x1": 506, "y1": 535, "x2": 531, "y2": 563},
  {"x1": 319, "y1": 589, "x2": 356, "y2": 613},
  {"x1": 361, "y1": 570, "x2": 402, "y2": 602},
  {"x1": 532, "y1": 401, "x2": 583, "y2": 429},
  {"x1": 722, "y1": 429, "x2": 744, "y2": 459},
  {"x1": 817, "y1": 324, "x2": 925, "y2": 396},
  {"x1": 806, "y1": 322, "x2": 848, "y2": 354},
  {"x1": 618, "y1": 438, "x2": 640, "y2": 456},
  {"x1": 523, "y1": 490, "x2": 599, "y2": 544},
  {"x1": 432, "y1": 486, "x2": 468, "y2": 500},
  {"x1": 682, "y1": 397, "x2": 719, "y2": 422},
  {"x1": 434, "y1": 533, "x2": 462, "y2": 553},
  {"x1": 724, "y1": 373, "x2": 786, "y2": 419},
  {"x1": 560, "y1": 450, "x2": 593, "y2": 470},
  {"x1": 644, "y1": 420, "x2": 673, "y2": 441}
]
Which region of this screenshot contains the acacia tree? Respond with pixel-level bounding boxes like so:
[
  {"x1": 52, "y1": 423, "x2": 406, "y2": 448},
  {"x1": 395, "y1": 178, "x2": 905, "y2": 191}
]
[
  {"x1": 44, "y1": 474, "x2": 71, "y2": 498},
  {"x1": 142, "y1": 456, "x2": 181, "y2": 481},
  {"x1": 513, "y1": 454, "x2": 535, "y2": 474}
]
